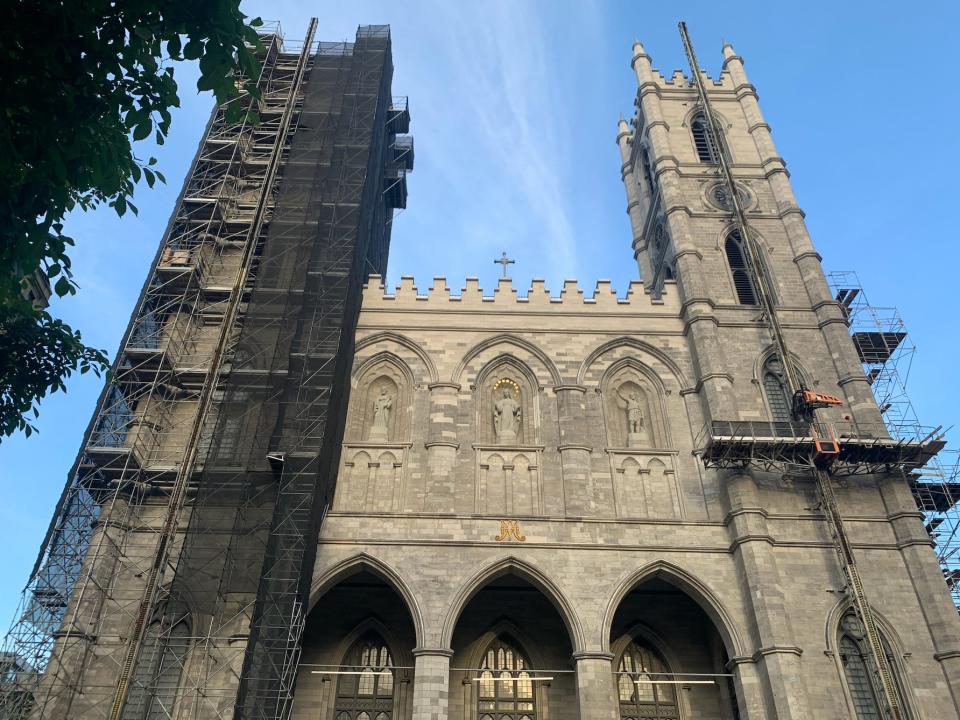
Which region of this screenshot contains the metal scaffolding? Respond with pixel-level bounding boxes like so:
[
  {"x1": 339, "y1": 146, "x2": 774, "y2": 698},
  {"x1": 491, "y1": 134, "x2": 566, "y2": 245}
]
[
  {"x1": 828, "y1": 271, "x2": 960, "y2": 606},
  {"x1": 1, "y1": 20, "x2": 411, "y2": 720}
]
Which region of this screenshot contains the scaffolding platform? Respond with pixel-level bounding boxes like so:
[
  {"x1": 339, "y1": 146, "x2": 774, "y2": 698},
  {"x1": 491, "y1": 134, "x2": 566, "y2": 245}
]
[{"x1": 698, "y1": 420, "x2": 944, "y2": 475}]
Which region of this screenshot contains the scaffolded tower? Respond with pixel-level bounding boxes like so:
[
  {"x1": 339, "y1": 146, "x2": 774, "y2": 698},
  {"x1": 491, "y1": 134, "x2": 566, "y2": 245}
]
[
  {"x1": 829, "y1": 271, "x2": 960, "y2": 606},
  {"x1": 1, "y1": 20, "x2": 412, "y2": 720}
]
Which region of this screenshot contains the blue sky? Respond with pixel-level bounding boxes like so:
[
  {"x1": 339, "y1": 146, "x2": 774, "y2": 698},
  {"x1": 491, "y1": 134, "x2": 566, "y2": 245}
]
[{"x1": 1, "y1": 1, "x2": 958, "y2": 628}]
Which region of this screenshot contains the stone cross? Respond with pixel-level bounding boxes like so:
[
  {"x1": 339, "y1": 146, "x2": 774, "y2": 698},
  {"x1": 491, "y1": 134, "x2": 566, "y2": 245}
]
[{"x1": 494, "y1": 251, "x2": 515, "y2": 278}]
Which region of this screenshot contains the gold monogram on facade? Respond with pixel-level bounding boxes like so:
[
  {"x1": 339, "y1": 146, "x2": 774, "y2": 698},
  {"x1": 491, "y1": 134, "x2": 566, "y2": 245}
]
[{"x1": 495, "y1": 519, "x2": 526, "y2": 542}]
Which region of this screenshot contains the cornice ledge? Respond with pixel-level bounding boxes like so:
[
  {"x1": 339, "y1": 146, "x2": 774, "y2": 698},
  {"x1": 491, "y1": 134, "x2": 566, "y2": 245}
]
[
  {"x1": 424, "y1": 441, "x2": 460, "y2": 450},
  {"x1": 896, "y1": 538, "x2": 936, "y2": 550},
  {"x1": 413, "y1": 647, "x2": 455, "y2": 658},
  {"x1": 558, "y1": 444, "x2": 593, "y2": 453},
  {"x1": 554, "y1": 384, "x2": 588, "y2": 393},
  {"x1": 722, "y1": 54, "x2": 745, "y2": 70},
  {"x1": 723, "y1": 506, "x2": 770, "y2": 525},
  {"x1": 836, "y1": 374, "x2": 869, "y2": 387},
  {"x1": 778, "y1": 206, "x2": 806, "y2": 220},
  {"x1": 673, "y1": 248, "x2": 704, "y2": 262},
  {"x1": 729, "y1": 534, "x2": 776, "y2": 550},
  {"x1": 695, "y1": 373, "x2": 735, "y2": 393},
  {"x1": 934, "y1": 650, "x2": 960, "y2": 662},
  {"x1": 428, "y1": 381, "x2": 461, "y2": 391},
  {"x1": 752, "y1": 645, "x2": 803, "y2": 661},
  {"x1": 573, "y1": 651, "x2": 616, "y2": 662},
  {"x1": 793, "y1": 250, "x2": 821, "y2": 264}
]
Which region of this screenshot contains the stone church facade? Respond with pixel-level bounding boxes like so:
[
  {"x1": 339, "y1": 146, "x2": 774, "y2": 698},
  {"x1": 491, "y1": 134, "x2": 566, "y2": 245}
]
[{"x1": 288, "y1": 41, "x2": 960, "y2": 720}]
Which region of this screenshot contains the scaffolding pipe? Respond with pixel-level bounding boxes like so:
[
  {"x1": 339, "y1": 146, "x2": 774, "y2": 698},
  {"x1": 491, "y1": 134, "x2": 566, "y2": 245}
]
[{"x1": 106, "y1": 19, "x2": 318, "y2": 720}]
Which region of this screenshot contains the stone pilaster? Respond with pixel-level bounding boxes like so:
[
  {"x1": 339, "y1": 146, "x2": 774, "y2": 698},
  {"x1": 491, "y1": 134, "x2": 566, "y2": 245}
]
[
  {"x1": 411, "y1": 647, "x2": 453, "y2": 720},
  {"x1": 423, "y1": 382, "x2": 459, "y2": 512},
  {"x1": 878, "y1": 474, "x2": 960, "y2": 707},
  {"x1": 724, "y1": 472, "x2": 811, "y2": 718},
  {"x1": 574, "y1": 651, "x2": 619, "y2": 720},
  {"x1": 555, "y1": 385, "x2": 593, "y2": 515}
]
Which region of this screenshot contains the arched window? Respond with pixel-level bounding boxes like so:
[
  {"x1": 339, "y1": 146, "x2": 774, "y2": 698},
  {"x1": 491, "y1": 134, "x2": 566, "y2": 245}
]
[
  {"x1": 615, "y1": 640, "x2": 679, "y2": 720},
  {"x1": 691, "y1": 114, "x2": 720, "y2": 163},
  {"x1": 477, "y1": 636, "x2": 536, "y2": 720},
  {"x1": 763, "y1": 356, "x2": 792, "y2": 425},
  {"x1": 838, "y1": 611, "x2": 911, "y2": 720},
  {"x1": 122, "y1": 614, "x2": 190, "y2": 720},
  {"x1": 724, "y1": 231, "x2": 757, "y2": 305},
  {"x1": 335, "y1": 633, "x2": 395, "y2": 720},
  {"x1": 641, "y1": 150, "x2": 656, "y2": 195}
]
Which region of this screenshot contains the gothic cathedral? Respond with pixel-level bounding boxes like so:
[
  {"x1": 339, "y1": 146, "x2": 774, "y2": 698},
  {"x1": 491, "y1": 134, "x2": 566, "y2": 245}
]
[{"x1": 291, "y1": 39, "x2": 960, "y2": 720}]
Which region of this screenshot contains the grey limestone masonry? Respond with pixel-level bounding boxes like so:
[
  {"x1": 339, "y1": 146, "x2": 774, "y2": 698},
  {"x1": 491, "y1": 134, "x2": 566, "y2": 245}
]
[{"x1": 301, "y1": 41, "x2": 960, "y2": 720}]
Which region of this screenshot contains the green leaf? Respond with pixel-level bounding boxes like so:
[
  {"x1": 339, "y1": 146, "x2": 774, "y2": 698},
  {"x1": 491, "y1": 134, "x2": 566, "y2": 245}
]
[
  {"x1": 144, "y1": 167, "x2": 155, "y2": 188},
  {"x1": 132, "y1": 118, "x2": 152, "y2": 141},
  {"x1": 155, "y1": 171, "x2": 166, "y2": 184},
  {"x1": 167, "y1": 35, "x2": 182, "y2": 58},
  {"x1": 54, "y1": 276, "x2": 71, "y2": 297}
]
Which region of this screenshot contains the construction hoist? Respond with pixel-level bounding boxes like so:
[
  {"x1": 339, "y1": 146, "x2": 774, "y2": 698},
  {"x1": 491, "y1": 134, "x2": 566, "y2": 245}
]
[{"x1": 678, "y1": 21, "x2": 905, "y2": 719}]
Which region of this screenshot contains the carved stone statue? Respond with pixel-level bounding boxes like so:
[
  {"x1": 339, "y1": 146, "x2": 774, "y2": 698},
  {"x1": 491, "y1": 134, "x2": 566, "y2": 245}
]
[
  {"x1": 369, "y1": 386, "x2": 392, "y2": 440},
  {"x1": 493, "y1": 386, "x2": 521, "y2": 443},
  {"x1": 617, "y1": 386, "x2": 647, "y2": 447}
]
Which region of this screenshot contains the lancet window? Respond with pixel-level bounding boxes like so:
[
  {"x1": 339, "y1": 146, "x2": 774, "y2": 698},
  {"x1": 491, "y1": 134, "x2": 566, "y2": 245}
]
[
  {"x1": 477, "y1": 636, "x2": 536, "y2": 720},
  {"x1": 838, "y1": 611, "x2": 911, "y2": 720},
  {"x1": 334, "y1": 632, "x2": 395, "y2": 720},
  {"x1": 615, "y1": 640, "x2": 679, "y2": 720},
  {"x1": 691, "y1": 113, "x2": 720, "y2": 164},
  {"x1": 724, "y1": 230, "x2": 757, "y2": 305}
]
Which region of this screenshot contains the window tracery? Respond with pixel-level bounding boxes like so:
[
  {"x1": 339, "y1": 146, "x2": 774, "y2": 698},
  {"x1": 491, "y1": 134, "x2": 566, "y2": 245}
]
[
  {"x1": 691, "y1": 113, "x2": 721, "y2": 164},
  {"x1": 762, "y1": 356, "x2": 792, "y2": 425},
  {"x1": 615, "y1": 640, "x2": 679, "y2": 720},
  {"x1": 837, "y1": 611, "x2": 911, "y2": 720},
  {"x1": 477, "y1": 636, "x2": 536, "y2": 720},
  {"x1": 335, "y1": 633, "x2": 395, "y2": 720},
  {"x1": 724, "y1": 231, "x2": 757, "y2": 305}
]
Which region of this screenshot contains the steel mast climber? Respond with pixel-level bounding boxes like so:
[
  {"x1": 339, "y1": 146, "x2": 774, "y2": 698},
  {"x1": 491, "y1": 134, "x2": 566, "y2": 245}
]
[{"x1": 679, "y1": 21, "x2": 906, "y2": 720}]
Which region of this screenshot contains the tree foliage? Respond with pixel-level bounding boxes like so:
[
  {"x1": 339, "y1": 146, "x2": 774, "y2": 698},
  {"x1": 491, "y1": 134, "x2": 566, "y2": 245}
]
[{"x1": 0, "y1": 1, "x2": 263, "y2": 439}]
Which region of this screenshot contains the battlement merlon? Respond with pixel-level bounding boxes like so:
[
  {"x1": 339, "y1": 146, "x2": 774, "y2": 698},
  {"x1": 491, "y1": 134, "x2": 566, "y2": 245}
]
[
  {"x1": 631, "y1": 38, "x2": 741, "y2": 92},
  {"x1": 361, "y1": 275, "x2": 681, "y2": 312}
]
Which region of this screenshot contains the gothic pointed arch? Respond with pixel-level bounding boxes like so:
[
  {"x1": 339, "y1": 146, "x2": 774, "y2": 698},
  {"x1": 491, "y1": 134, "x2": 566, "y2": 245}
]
[
  {"x1": 601, "y1": 560, "x2": 745, "y2": 658},
  {"x1": 577, "y1": 337, "x2": 690, "y2": 391},
  {"x1": 348, "y1": 352, "x2": 414, "y2": 443},
  {"x1": 754, "y1": 347, "x2": 811, "y2": 426},
  {"x1": 440, "y1": 556, "x2": 585, "y2": 653},
  {"x1": 333, "y1": 629, "x2": 398, "y2": 720},
  {"x1": 475, "y1": 633, "x2": 538, "y2": 720},
  {"x1": 475, "y1": 354, "x2": 539, "y2": 445},
  {"x1": 354, "y1": 331, "x2": 438, "y2": 384},
  {"x1": 309, "y1": 553, "x2": 424, "y2": 648},
  {"x1": 599, "y1": 357, "x2": 671, "y2": 449},
  {"x1": 452, "y1": 334, "x2": 561, "y2": 388},
  {"x1": 612, "y1": 633, "x2": 681, "y2": 720},
  {"x1": 825, "y1": 600, "x2": 918, "y2": 720}
]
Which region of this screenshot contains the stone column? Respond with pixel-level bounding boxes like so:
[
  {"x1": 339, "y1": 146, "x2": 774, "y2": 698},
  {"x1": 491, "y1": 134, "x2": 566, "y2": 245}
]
[
  {"x1": 879, "y1": 474, "x2": 960, "y2": 706},
  {"x1": 724, "y1": 472, "x2": 811, "y2": 718},
  {"x1": 573, "y1": 651, "x2": 619, "y2": 720},
  {"x1": 423, "y1": 382, "x2": 459, "y2": 512},
  {"x1": 555, "y1": 385, "x2": 593, "y2": 515},
  {"x1": 411, "y1": 648, "x2": 453, "y2": 720}
]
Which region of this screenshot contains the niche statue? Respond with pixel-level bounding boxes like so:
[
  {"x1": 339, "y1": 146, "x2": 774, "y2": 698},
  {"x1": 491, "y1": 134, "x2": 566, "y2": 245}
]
[
  {"x1": 368, "y1": 386, "x2": 393, "y2": 441},
  {"x1": 617, "y1": 386, "x2": 647, "y2": 447},
  {"x1": 493, "y1": 386, "x2": 522, "y2": 443}
]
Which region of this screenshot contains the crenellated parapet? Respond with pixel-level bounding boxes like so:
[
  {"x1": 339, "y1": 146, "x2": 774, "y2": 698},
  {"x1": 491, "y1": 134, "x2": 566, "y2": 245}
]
[{"x1": 361, "y1": 275, "x2": 681, "y2": 313}]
